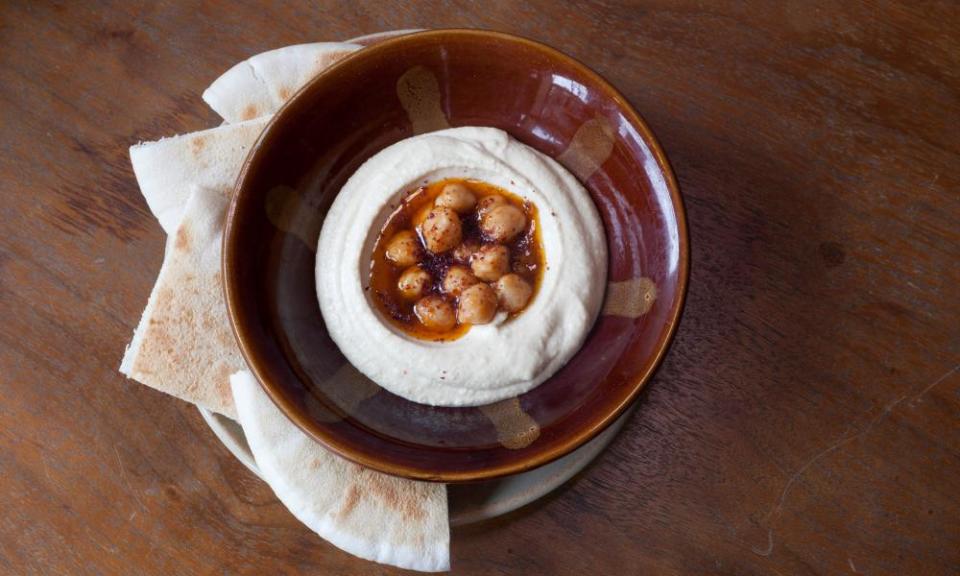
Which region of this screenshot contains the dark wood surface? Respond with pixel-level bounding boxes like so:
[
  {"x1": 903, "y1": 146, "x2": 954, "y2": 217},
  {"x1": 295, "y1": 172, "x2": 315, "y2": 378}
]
[{"x1": 2, "y1": 1, "x2": 957, "y2": 574}]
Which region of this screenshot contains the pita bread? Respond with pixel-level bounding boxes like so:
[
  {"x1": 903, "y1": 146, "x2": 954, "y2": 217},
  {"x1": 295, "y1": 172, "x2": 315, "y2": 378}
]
[
  {"x1": 129, "y1": 116, "x2": 269, "y2": 233},
  {"x1": 230, "y1": 371, "x2": 449, "y2": 572},
  {"x1": 120, "y1": 186, "x2": 244, "y2": 418},
  {"x1": 122, "y1": 41, "x2": 452, "y2": 571},
  {"x1": 202, "y1": 42, "x2": 361, "y2": 123}
]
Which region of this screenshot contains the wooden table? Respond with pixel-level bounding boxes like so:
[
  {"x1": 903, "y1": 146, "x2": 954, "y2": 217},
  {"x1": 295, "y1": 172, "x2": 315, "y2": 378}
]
[{"x1": 2, "y1": 2, "x2": 957, "y2": 574}]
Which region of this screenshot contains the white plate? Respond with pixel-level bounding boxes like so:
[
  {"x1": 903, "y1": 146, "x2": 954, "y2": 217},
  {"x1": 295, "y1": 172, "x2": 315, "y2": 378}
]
[{"x1": 199, "y1": 407, "x2": 628, "y2": 526}]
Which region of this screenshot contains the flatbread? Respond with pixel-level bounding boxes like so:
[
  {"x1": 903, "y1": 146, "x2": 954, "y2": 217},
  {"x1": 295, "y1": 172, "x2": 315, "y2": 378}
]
[
  {"x1": 129, "y1": 116, "x2": 269, "y2": 233},
  {"x1": 120, "y1": 186, "x2": 244, "y2": 418},
  {"x1": 230, "y1": 371, "x2": 449, "y2": 572},
  {"x1": 123, "y1": 40, "x2": 452, "y2": 571},
  {"x1": 202, "y1": 42, "x2": 361, "y2": 123}
]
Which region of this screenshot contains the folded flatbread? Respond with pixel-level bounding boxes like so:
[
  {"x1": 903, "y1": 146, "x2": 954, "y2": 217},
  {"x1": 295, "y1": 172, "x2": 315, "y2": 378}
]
[
  {"x1": 202, "y1": 42, "x2": 360, "y2": 123},
  {"x1": 122, "y1": 41, "x2": 453, "y2": 571},
  {"x1": 231, "y1": 370, "x2": 449, "y2": 572},
  {"x1": 120, "y1": 186, "x2": 244, "y2": 418},
  {"x1": 129, "y1": 117, "x2": 269, "y2": 233}
]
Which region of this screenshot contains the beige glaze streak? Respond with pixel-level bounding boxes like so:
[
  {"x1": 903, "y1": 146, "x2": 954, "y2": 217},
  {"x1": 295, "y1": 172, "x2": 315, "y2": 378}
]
[
  {"x1": 396, "y1": 66, "x2": 450, "y2": 135},
  {"x1": 557, "y1": 117, "x2": 616, "y2": 182},
  {"x1": 265, "y1": 185, "x2": 322, "y2": 250},
  {"x1": 479, "y1": 398, "x2": 541, "y2": 449},
  {"x1": 603, "y1": 277, "x2": 657, "y2": 318}
]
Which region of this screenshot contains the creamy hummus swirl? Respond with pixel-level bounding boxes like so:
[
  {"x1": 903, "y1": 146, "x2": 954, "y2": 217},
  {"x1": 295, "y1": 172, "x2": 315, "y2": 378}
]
[{"x1": 317, "y1": 127, "x2": 607, "y2": 406}]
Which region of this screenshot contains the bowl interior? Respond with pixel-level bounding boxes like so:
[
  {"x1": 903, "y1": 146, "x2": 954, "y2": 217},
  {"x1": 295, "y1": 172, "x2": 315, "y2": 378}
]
[{"x1": 225, "y1": 30, "x2": 686, "y2": 482}]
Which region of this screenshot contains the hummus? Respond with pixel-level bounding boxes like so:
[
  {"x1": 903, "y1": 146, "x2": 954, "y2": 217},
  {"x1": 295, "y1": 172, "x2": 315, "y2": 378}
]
[{"x1": 317, "y1": 127, "x2": 607, "y2": 406}]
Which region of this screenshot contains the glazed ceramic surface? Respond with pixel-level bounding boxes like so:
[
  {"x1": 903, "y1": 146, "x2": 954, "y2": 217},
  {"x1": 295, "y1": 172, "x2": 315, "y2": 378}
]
[{"x1": 224, "y1": 29, "x2": 687, "y2": 482}]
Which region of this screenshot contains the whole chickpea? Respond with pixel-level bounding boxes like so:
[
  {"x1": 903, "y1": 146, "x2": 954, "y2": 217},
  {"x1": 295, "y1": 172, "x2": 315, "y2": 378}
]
[
  {"x1": 481, "y1": 204, "x2": 527, "y2": 243},
  {"x1": 470, "y1": 244, "x2": 510, "y2": 282},
  {"x1": 476, "y1": 194, "x2": 507, "y2": 217},
  {"x1": 457, "y1": 283, "x2": 498, "y2": 325},
  {"x1": 434, "y1": 182, "x2": 477, "y2": 213},
  {"x1": 412, "y1": 202, "x2": 433, "y2": 229},
  {"x1": 397, "y1": 266, "x2": 432, "y2": 300},
  {"x1": 420, "y1": 206, "x2": 462, "y2": 253},
  {"x1": 494, "y1": 273, "x2": 533, "y2": 312},
  {"x1": 442, "y1": 265, "x2": 478, "y2": 297},
  {"x1": 414, "y1": 295, "x2": 456, "y2": 332},
  {"x1": 384, "y1": 230, "x2": 421, "y2": 268}
]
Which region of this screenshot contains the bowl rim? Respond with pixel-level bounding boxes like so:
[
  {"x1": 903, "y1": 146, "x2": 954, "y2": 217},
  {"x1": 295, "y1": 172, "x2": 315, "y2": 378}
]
[{"x1": 223, "y1": 28, "x2": 690, "y2": 482}]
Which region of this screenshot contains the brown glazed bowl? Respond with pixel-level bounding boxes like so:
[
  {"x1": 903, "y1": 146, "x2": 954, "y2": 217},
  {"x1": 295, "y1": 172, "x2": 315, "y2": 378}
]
[{"x1": 224, "y1": 29, "x2": 688, "y2": 482}]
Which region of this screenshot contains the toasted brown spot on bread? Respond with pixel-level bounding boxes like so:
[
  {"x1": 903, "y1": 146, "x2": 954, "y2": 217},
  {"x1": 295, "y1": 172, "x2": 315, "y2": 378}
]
[
  {"x1": 338, "y1": 483, "x2": 361, "y2": 519},
  {"x1": 133, "y1": 288, "x2": 175, "y2": 374},
  {"x1": 362, "y1": 470, "x2": 426, "y2": 521},
  {"x1": 174, "y1": 224, "x2": 191, "y2": 252},
  {"x1": 307, "y1": 50, "x2": 353, "y2": 79},
  {"x1": 189, "y1": 135, "x2": 208, "y2": 156},
  {"x1": 215, "y1": 376, "x2": 232, "y2": 405},
  {"x1": 214, "y1": 315, "x2": 237, "y2": 349},
  {"x1": 122, "y1": 189, "x2": 242, "y2": 419},
  {"x1": 200, "y1": 309, "x2": 216, "y2": 330},
  {"x1": 241, "y1": 104, "x2": 259, "y2": 121},
  {"x1": 318, "y1": 50, "x2": 352, "y2": 67},
  {"x1": 154, "y1": 286, "x2": 175, "y2": 315},
  {"x1": 215, "y1": 362, "x2": 232, "y2": 387}
]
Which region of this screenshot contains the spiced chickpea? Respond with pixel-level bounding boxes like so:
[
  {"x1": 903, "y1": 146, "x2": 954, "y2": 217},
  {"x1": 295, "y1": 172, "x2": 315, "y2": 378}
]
[
  {"x1": 420, "y1": 206, "x2": 462, "y2": 253},
  {"x1": 471, "y1": 244, "x2": 510, "y2": 281},
  {"x1": 414, "y1": 295, "x2": 456, "y2": 332},
  {"x1": 412, "y1": 202, "x2": 433, "y2": 228},
  {"x1": 435, "y1": 182, "x2": 476, "y2": 213},
  {"x1": 442, "y1": 265, "x2": 478, "y2": 296},
  {"x1": 397, "y1": 266, "x2": 432, "y2": 300},
  {"x1": 370, "y1": 179, "x2": 543, "y2": 341},
  {"x1": 476, "y1": 194, "x2": 507, "y2": 217},
  {"x1": 494, "y1": 273, "x2": 533, "y2": 312},
  {"x1": 384, "y1": 230, "x2": 421, "y2": 268},
  {"x1": 457, "y1": 283, "x2": 498, "y2": 325},
  {"x1": 481, "y1": 204, "x2": 527, "y2": 243}
]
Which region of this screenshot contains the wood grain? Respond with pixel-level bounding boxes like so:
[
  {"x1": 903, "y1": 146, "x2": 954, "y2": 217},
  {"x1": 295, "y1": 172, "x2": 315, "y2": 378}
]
[{"x1": 1, "y1": 1, "x2": 958, "y2": 574}]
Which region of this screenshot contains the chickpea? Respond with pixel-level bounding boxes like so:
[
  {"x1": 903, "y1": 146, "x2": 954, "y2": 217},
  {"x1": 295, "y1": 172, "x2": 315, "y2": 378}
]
[
  {"x1": 481, "y1": 204, "x2": 527, "y2": 243},
  {"x1": 412, "y1": 202, "x2": 433, "y2": 228},
  {"x1": 452, "y1": 240, "x2": 479, "y2": 263},
  {"x1": 476, "y1": 194, "x2": 507, "y2": 217},
  {"x1": 494, "y1": 273, "x2": 533, "y2": 312},
  {"x1": 435, "y1": 183, "x2": 476, "y2": 213},
  {"x1": 471, "y1": 244, "x2": 510, "y2": 281},
  {"x1": 414, "y1": 295, "x2": 457, "y2": 332},
  {"x1": 442, "y1": 265, "x2": 478, "y2": 296},
  {"x1": 397, "y1": 266, "x2": 432, "y2": 300},
  {"x1": 420, "y1": 206, "x2": 462, "y2": 253},
  {"x1": 457, "y1": 283, "x2": 498, "y2": 325},
  {"x1": 384, "y1": 230, "x2": 421, "y2": 268}
]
